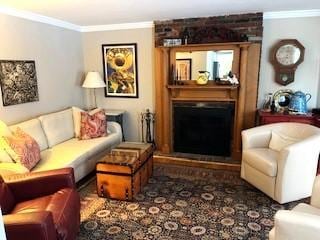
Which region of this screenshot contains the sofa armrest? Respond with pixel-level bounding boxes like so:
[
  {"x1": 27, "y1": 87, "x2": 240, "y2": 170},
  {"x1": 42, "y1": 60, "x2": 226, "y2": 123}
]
[
  {"x1": 4, "y1": 168, "x2": 76, "y2": 202},
  {"x1": 107, "y1": 121, "x2": 122, "y2": 141},
  {"x1": 311, "y1": 175, "x2": 320, "y2": 208},
  {"x1": 4, "y1": 211, "x2": 57, "y2": 240},
  {"x1": 273, "y1": 210, "x2": 320, "y2": 240}
]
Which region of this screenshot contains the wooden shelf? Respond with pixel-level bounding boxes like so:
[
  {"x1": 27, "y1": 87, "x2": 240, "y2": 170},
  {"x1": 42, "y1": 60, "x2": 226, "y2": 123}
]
[{"x1": 167, "y1": 84, "x2": 239, "y2": 90}]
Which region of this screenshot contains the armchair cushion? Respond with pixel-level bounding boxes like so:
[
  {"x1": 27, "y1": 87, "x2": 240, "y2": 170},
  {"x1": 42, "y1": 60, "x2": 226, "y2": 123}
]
[
  {"x1": 293, "y1": 203, "x2": 320, "y2": 216},
  {"x1": 10, "y1": 188, "x2": 80, "y2": 240},
  {"x1": 4, "y1": 211, "x2": 57, "y2": 240},
  {"x1": 2, "y1": 168, "x2": 80, "y2": 240},
  {"x1": 243, "y1": 148, "x2": 278, "y2": 177},
  {"x1": 269, "y1": 131, "x2": 298, "y2": 152}
]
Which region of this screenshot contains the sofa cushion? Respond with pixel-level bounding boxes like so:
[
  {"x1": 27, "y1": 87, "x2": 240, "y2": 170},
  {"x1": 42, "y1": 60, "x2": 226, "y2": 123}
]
[
  {"x1": 72, "y1": 106, "x2": 84, "y2": 138},
  {"x1": 33, "y1": 133, "x2": 120, "y2": 173},
  {"x1": 0, "y1": 120, "x2": 12, "y2": 137},
  {"x1": 243, "y1": 148, "x2": 278, "y2": 177},
  {"x1": 0, "y1": 120, "x2": 13, "y2": 163},
  {"x1": 10, "y1": 119, "x2": 48, "y2": 151},
  {"x1": 39, "y1": 109, "x2": 74, "y2": 148},
  {"x1": 0, "y1": 149, "x2": 13, "y2": 163},
  {"x1": 0, "y1": 162, "x2": 29, "y2": 176}
]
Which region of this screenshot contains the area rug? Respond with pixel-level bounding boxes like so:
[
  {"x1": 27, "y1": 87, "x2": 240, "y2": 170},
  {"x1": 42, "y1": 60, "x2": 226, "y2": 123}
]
[{"x1": 78, "y1": 164, "x2": 304, "y2": 240}]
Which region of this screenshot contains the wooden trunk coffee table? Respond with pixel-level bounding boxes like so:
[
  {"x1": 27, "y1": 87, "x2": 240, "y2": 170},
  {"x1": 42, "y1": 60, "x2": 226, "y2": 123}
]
[{"x1": 96, "y1": 142, "x2": 153, "y2": 201}]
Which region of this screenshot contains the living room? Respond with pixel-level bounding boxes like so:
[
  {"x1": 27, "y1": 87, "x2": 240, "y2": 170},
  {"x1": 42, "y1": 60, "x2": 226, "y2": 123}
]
[{"x1": 0, "y1": 1, "x2": 320, "y2": 239}]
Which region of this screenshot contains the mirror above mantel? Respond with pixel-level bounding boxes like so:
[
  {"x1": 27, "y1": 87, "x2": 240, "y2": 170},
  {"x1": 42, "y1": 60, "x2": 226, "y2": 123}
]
[{"x1": 175, "y1": 50, "x2": 234, "y2": 80}]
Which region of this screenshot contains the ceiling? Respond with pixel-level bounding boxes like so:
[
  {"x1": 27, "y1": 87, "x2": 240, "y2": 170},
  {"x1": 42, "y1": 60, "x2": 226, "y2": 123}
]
[{"x1": 0, "y1": 0, "x2": 319, "y2": 26}]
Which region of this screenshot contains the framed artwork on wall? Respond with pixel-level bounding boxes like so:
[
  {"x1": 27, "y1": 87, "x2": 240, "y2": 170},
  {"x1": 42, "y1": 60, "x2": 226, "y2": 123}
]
[
  {"x1": 102, "y1": 43, "x2": 139, "y2": 98},
  {"x1": 176, "y1": 58, "x2": 192, "y2": 80},
  {"x1": 0, "y1": 60, "x2": 39, "y2": 106}
]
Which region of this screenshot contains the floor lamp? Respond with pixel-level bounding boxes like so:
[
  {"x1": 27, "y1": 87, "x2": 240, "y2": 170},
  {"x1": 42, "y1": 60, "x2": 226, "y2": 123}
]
[{"x1": 82, "y1": 71, "x2": 106, "y2": 109}]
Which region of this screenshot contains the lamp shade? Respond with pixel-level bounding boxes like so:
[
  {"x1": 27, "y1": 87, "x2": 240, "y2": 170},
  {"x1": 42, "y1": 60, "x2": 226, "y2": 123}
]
[{"x1": 82, "y1": 71, "x2": 106, "y2": 88}]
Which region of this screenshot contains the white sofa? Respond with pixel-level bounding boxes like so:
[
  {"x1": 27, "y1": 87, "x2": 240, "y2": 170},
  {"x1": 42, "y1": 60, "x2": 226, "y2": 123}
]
[
  {"x1": 241, "y1": 122, "x2": 320, "y2": 204},
  {"x1": 269, "y1": 175, "x2": 320, "y2": 240},
  {"x1": 0, "y1": 107, "x2": 122, "y2": 182}
]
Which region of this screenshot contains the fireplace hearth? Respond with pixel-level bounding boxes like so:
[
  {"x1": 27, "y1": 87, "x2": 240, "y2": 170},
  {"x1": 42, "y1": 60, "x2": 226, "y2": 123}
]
[{"x1": 173, "y1": 102, "x2": 234, "y2": 157}]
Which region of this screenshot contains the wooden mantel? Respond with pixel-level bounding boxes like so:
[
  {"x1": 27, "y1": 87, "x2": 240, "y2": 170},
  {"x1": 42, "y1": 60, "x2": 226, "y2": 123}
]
[{"x1": 154, "y1": 42, "x2": 261, "y2": 163}]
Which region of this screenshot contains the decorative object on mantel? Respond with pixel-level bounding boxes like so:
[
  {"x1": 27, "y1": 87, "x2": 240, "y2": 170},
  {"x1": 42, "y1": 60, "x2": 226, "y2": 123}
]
[
  {"x1": 271, "y1": 39, "x2": 305, "y2": 86},
  {"x1": 180, "y1": 26, "x2": 248, "y2": 45},
  {"x1": 196, "y1": 70, "x2": 210, "y2": 85},
  {"x1": 140, "y1": 109, "x2": 155, "y2": 145},
  {"x1": 215, "y1": 71, "x2": 239, "y2": 85},
  {"x1": 82, "y1": 71, "x2": 106, "y2": 109},
  {"x1": 176, "y1": 58, "x2": 192, "y2": 80},
  {"x1": 288, "y1": 90, "x2": 311, "y2": 115},
  {"x1": 102, "y1": 43, "x2": 138, "y2": 98},
  {"x1": 163, "y1": 38, "x2": 182, "y2": 47},
  {"x1": 0, "y1": 60, "x2": 38, "y2": 106}
]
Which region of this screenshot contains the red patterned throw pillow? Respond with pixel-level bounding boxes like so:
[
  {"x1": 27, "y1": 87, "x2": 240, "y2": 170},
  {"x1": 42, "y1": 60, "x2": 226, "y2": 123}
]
[
  {"x1": 1, "y1": 128, "x2": 41, "y2": 170},
  {"x1": 79, "y1": 110, "x2": 107, "y2": 140}
]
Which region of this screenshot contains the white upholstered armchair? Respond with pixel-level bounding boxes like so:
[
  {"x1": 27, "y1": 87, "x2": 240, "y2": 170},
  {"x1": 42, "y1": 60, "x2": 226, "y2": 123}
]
[
  {"x1": 269, "y1": 175, "x2": 320, "y2": 240},
  {"x1": 241, "y1": 122, "x2": 320, "y2": 204}
]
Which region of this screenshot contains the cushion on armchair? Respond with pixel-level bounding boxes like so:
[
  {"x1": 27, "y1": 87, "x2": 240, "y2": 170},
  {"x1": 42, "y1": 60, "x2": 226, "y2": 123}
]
[{"x1": 269, "y1": 131, "x2": 298, "y2": 152}]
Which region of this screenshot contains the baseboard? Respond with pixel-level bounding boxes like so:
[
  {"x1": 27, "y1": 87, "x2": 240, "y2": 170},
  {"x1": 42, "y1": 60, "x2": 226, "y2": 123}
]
[{"x1": 154, "y1": 155, "x2": 241, "y2": 171}]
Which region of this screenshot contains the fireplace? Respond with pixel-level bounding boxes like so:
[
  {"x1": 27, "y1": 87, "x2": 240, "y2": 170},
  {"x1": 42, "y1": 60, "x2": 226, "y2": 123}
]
[{"x1": 173, "y1": 102, "x2": 234, "y2": 156}]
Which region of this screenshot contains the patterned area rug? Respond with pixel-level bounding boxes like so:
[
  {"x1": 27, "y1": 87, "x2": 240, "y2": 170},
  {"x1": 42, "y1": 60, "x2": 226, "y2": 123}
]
[{"x1": 78, "y1": 164, "x2": 304, "y2": 240}]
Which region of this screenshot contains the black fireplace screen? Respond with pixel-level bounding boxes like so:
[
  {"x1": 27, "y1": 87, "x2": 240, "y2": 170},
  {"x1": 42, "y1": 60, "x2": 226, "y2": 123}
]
[{"x1": 173, "y1": 102, "x2": 234, "y2": 156}]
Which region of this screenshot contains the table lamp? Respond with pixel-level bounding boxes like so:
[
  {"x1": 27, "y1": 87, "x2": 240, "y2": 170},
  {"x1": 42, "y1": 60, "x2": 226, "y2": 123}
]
[{"x1": 82, "y1": 71, "x2": 106, "y2": 109}]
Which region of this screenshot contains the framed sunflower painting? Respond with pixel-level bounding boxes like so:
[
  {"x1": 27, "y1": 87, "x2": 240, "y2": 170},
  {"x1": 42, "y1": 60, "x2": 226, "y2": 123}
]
[{"x1": 102, "y1": 43, "x2": 138, "y2": 98}]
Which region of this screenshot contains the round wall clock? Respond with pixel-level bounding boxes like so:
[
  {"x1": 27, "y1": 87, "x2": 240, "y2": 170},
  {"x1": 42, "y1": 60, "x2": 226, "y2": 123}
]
[{"x1": 271, "y1": 39, "x2": 305, "y2": 86}]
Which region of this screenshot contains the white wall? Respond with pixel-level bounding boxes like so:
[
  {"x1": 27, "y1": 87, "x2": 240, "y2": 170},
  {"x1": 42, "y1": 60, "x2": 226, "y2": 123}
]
[
  {"x1": 0, "y1": 13, "x2": 84, "y2": 124},
  {"x1": 258, "y1": 17, "x2": 320, "y2": 109},
  {"x1": 82, "y1": 28, "x2": 154, "y2": 141}
]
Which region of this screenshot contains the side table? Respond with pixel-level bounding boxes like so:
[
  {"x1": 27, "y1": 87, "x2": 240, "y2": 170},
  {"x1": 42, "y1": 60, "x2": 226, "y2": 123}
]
[{"x1": 105, "y1": 109, "x2": 125, "y2": 141}]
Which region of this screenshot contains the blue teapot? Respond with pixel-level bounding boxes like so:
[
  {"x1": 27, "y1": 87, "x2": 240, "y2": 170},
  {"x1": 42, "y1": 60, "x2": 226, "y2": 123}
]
[{"x1": 288, "y1": 91, "x2": 311, "y2": 114}]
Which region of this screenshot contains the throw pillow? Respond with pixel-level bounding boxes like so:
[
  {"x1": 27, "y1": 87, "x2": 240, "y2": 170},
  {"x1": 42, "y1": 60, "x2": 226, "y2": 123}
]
[
  {"x1": 0, "y1": 162, "x2": 29, "y2": 176},
  {"x1": 72, "y1": 107, "x2": 108, "y2": 137},
  {"x1": 269, "y1": 131, "x2": 298, "y2": 152},
  {"x1": 80, "y1": 110, "x2": 107, "y2": 140},
  {"x1": 1, "y1": 128, "x2": 41, "y2": 170}
]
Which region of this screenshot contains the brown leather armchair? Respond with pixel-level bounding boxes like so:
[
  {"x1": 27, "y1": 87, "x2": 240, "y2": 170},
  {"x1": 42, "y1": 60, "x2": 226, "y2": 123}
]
[{"x1": 0, "y1": 168, "x2": 80, "y2": 240}]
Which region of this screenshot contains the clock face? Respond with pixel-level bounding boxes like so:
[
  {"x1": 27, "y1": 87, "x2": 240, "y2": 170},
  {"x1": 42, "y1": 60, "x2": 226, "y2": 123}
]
[{"x1": 275, "y1": 44, "x2": 301, "y2": 66}]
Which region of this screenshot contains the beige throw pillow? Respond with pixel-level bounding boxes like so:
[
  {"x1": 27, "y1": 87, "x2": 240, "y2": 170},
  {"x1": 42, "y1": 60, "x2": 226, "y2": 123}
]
[{"x1": 269, "y1": 131, "x2": 298, "y2": 152}]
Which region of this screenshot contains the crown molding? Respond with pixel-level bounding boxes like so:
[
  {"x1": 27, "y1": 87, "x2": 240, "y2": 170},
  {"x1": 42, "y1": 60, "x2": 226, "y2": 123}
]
[
  {"x1": 264, "y1": 9, "x2": 320, "y2": 19},
  {"x1": 0, "y1": 6, "x2": 81, "y2": 31},
  {"x1": 80, "y1": 21, "x2": 154, "y2": 32}
]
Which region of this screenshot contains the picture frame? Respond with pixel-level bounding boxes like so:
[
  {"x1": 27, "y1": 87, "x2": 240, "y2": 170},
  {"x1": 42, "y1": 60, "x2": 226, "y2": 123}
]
[
  {"x1": 176, "y1": 58, "x2": 192, "y2": 80},
  {"x1": 102, "y1": 43, "x2": 138, "y2": 98},
  {"x1": 0, "y1": 60, "x2": 39, "y2": 106}
]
